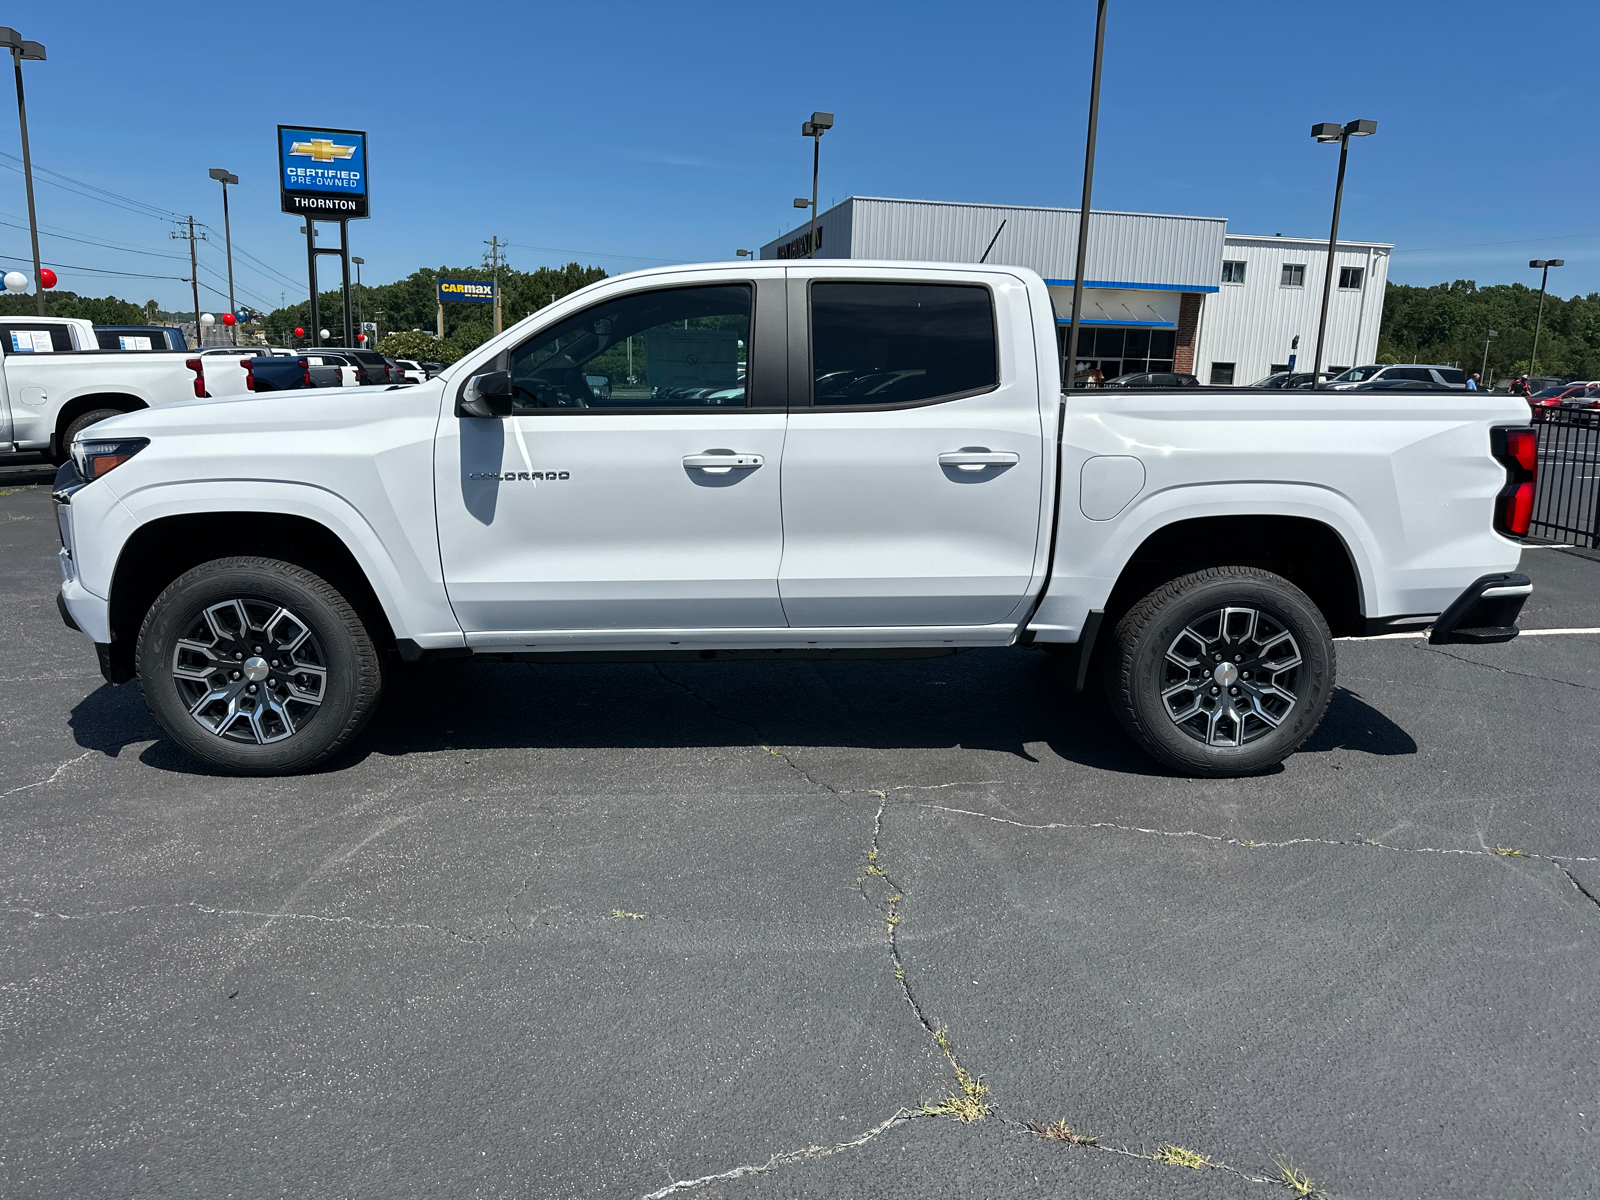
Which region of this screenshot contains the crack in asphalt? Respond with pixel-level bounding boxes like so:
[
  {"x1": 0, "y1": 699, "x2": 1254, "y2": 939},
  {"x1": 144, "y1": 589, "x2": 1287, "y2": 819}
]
[
  {"x1": 1552, "y1": 861, "x2": 1600, "y2": 912},
  {"x1": 5, "y1": 899, "x2": 489, "y2": 944},
  {"x1": 1, "y1": 750, "x2": 94, "y2": 797},
  {"x1": 640, "y1": 1108, "x2": 923, "y2": 1198},
  {"x1": 503, "y1": 802, "x2": 559, "y2": 935},
  {"x1": 1419, "y1": 640, "x2": 1600, "y2": 692},
  {"x1": 649, "y1": 663, "x2": 840, "y2": 794}
]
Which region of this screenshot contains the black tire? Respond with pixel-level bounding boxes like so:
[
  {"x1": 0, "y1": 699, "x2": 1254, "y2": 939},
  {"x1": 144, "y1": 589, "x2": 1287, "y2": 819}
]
[
  {"x1": 1103, "y1": 567, "x2": 1334, "y2": 777},
  {"x1": 53, "y1": 408, "x2": 127, "y2": 465},
  {"x1": 136, "y1": 556, "x2": 384, "y2": 775}
]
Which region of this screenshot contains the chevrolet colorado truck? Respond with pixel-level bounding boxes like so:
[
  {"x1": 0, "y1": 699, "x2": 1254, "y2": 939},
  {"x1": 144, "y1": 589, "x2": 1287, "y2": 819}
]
[{"x1": 50, "y1": 261, "x2": 1536, "y2": 776}]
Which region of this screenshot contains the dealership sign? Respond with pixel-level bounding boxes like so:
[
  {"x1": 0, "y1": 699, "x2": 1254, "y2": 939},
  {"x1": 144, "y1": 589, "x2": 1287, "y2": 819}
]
[
  {"x1": 278, "y1": 125, "x2": 369, "y2": 220},
  {"x1": 439, "y1": 278, "x2": 496, "y2": 304}
]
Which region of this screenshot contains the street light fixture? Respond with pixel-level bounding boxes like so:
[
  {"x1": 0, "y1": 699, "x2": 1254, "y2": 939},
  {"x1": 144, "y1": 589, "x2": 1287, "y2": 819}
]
[
  {"x1": 208, "y1": 168, "x2": 239, "y2": 344},
  {"x1": 1481, "y1": 328, "x2": 1498, "y2": 388},
  {"x1": 1528, "y1": 259, "x2": 1563, "y2": 381},
  {"x1": 736, "y1": 249, "x2": 753, "y2": 260},
  {"x1": 1309, "y1": 118, "x2": 1377, "y2": 390},
  {"x1": 0, "y1": 27, "x2": 46, "y2": 316},
  {"x1": 799, "y1": 111, "x2": 833, "y2": 258}
]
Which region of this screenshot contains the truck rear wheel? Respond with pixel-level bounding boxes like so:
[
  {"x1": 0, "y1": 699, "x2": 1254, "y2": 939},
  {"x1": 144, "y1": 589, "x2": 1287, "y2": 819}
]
[
  {"x1": 136, "y1": 557, "x2": 384, "y2": 775},
  {"x1": 1103, "y1": 567, "x2": 1334, "y2": 777},
  {"x1": 54, "y1": 408, "x2": 127, "y2": 465}
]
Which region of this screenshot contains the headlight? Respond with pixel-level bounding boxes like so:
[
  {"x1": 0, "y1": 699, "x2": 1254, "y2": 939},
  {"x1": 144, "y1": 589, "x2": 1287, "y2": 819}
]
[{"x1": 71, "y1": 436, "x2": 149, "y2": 483}]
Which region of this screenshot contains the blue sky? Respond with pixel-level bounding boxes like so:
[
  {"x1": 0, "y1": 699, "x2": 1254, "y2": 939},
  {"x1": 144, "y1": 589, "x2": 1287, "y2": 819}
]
[{"x1": 5, "y1": 0, "x2": 1597, "y2": 312}]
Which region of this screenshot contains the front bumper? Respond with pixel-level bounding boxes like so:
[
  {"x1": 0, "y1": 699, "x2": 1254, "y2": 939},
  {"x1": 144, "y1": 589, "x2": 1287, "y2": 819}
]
[
  {"x1": 1428, "y1": 572, "x2": 1532, "y2": 645},
  {"x1": 53, "y1": 458, "x2": 113, "y2": 647}
]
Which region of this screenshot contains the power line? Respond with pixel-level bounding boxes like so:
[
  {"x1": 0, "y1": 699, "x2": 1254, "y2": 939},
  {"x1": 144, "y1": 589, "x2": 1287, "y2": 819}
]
[
  {"x1": 0, "y1": 252, "x2": 185, "y2": 281},
  {"x1": 0, "y1": 216, "x2": 189, "y2": 261},
  {"x1": 0, "y1": 150, "x2": 182, "y2": 221}
]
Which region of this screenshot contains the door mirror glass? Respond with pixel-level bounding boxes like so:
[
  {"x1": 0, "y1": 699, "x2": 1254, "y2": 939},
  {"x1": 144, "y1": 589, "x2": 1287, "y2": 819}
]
[{"x1": 457, "y1": 369, "x2": 514, "y2": 418}]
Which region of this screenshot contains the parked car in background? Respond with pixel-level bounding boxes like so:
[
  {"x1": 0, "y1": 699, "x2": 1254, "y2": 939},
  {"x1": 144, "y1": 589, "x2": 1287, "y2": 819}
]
[
  {"x1": 248, "y1": 356, "x2": 343, "y2": 392},
  {"x1": 1103, "y1": 371, "x2": 1201, "y2": 388},
  {"x1": 314, "y1": 347, "x2": 399, "y2": 385},
  {"x1": 1526, "y1": 382, "x2": 1597, "y2": 409},
  {"x1": 1248, "y1": 371, "x2": 1334, "y2": 389},
  {"x1": 1351, "y1": 378, "x2": 1452, "y2": 391},
  {"x1": 94, "y1": 325, "x2": 187, "y2": 351},
  {"x1": 0, "y1": 316, "x2": 248, "y2": 461},
  {"x1": 390, "y1": 358, "x2": 427, "y2": 385},
  {"x1": 420, "y1": 361, "x2": 447, "y2": 379},
  {"x1": 1326, "y1": 364, "x2": 1468, "y2": 390}
]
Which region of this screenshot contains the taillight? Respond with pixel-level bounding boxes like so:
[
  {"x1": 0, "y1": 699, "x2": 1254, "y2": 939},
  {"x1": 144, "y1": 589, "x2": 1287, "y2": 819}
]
[
  {"x1": 355, "y1": 366, "x2": 369, "y2": 385},
  {"x1": 299, "y1": 357, "x2": 312, "y2": 388},
  {"x1": 1491, "y1": 426, "x2": 1537, "y2": 538},
  {"x1": 185, "y1": 357, "x2": 208, "y2": 399},
  {"x1": 242, "y1": 358, "x2": 256, "y2": 392}
]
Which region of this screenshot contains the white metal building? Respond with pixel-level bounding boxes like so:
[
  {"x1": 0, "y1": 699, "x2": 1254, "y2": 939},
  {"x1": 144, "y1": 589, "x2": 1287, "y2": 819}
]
[{"x1": 760, "y1": 197, "x2": 1390, "y2": 385}]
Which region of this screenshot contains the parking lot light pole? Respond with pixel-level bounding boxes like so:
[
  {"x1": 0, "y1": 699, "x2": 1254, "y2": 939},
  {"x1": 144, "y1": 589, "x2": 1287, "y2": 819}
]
[
  {"x1": 1064, "y1": 0, "x2": 1107, "y2": 391},
  {"x1": 736, "y1": 248, "x2": 753, "y2": 261},
  {"x1": 1310, "y1": 118, "x2": 1377, "y2": 390},
  {"x1": 0, "y1": 29, "x2": 47, "y2": 316},
  {"x1": 1528, "y1": 260, "x2": 1563, "y2": 380},
  {"x1": 1481, "y1": 328, "x2": 1497, "y2": 386},
  {"x1": 800, "y1": 111, "x2": 833, "y2": 258},
  {"x1": 208, "y1": 169, "x2": 239, "y2": 344},
  {"x1": 351, "y1": 256, "x2": 364, "y2": 341}
]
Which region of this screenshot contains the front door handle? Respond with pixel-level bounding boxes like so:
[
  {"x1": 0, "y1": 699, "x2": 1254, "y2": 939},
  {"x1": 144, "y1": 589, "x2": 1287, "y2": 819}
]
[
  {"x1": 683, "y1": 451, "x2": 764, "y2": 474},
  {"x1": 938, "y1": 450, "x2": 1020, "y2": 472}
]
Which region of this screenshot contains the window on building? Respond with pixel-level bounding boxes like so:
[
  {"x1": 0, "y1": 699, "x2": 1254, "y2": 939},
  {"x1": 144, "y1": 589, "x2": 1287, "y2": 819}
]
[
  {"x1": 1210, "y1": 363, "x2": 1236, "y2": 385},
  {"x1": 1269, "y1": 363, "x2": 1290, "y2": 374},
  {"x1": 1280, "y1": 264, "x2": 1306, "y2": 288},
  {"x1": 811, "y1": 282, "x2": 997, "y2": 406},
  {"x1": 1221, "y1": 260, "x2": 1246, "y2": 284},
  {"x1": 1338, "y1": 266, "x2": 1364, "y2": 290}
]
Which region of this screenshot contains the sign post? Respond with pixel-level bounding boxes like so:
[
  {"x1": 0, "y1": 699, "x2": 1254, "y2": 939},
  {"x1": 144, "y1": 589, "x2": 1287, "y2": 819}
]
[{"x1": 278, "y1": 125, "x2": 368, "y2": 347}]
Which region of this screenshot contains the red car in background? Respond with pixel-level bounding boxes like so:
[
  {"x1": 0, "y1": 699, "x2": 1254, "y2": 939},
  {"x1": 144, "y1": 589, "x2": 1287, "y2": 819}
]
[{"x1": 1526, "y1": 382, "x2": 1600, "y2": 410}]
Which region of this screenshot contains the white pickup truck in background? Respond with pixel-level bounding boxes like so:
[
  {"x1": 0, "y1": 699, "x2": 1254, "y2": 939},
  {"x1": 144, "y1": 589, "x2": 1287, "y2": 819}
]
[
  {"x1": 50, "y1": 261, "x2": 1536, "y2": 777},
  {"x1": 0, "y1": 315, "x2": 259, "y2": 461}
]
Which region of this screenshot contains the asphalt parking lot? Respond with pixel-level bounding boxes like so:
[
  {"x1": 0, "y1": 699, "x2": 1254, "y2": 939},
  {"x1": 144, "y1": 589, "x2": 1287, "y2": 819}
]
[{"x1": 3, "y1": 455, "x2": 1598, "y2": 1200}]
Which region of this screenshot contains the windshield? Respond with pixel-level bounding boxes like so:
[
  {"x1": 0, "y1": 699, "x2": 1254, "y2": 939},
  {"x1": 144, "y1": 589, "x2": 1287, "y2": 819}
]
[
  {"x1": 1331, "y1": 366, "x2": 1382, "y2": 382},
  {"x1": 1531, "y1": 386, "x2": 1568, "y2": 399},
  {"x1": 1250, "y1": 373, "x2": 1286, "y2": 387}
]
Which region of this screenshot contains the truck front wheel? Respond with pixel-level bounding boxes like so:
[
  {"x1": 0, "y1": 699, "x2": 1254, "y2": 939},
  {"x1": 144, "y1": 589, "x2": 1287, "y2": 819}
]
[
  {"x1": 1103, "y1": 567, "x2": 1334, "y2": 777},
  {"x1": 136, "y1": 557, "x2": 384, "y2": 775}
]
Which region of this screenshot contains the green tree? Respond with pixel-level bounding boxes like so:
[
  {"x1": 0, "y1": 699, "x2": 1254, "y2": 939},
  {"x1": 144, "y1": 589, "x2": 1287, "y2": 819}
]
[
  {"x1": 0, "y1": 290, "x2": 150, "y2": 324},
  {"x1": 1379, "y1": 279, "x2": 1600, "y2": 381}
]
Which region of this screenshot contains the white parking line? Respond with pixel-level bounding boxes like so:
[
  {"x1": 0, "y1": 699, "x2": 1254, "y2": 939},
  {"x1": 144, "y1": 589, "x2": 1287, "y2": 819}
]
[{"x1": 1339, "y1": 627, "x2": 1600, "y2": 641}]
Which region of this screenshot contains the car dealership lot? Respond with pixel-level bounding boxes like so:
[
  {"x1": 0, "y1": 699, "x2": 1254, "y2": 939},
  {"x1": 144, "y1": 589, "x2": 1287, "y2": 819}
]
[{"x1": 2, "y1": 459, "x2": 1597, "y2": 1200}]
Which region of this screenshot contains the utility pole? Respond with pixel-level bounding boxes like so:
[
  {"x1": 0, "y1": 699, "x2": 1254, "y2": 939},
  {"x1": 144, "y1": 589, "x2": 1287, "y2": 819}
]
[
  {"x1": 171, "y1": 217, "x2": 207, "y2": 347},
  {"x1": 484, "y1": 235, "x2": 504, "y2": 334}
]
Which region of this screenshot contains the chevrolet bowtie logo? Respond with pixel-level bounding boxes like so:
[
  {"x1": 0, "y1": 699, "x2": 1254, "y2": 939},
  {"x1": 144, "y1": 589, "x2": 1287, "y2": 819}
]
[{"x1": 289, "y1": 138, "x2": 356, "y2": 163}]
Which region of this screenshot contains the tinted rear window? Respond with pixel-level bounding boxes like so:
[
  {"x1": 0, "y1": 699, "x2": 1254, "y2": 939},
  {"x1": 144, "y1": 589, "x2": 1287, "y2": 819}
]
[
  {"x1": 2, "y1": 324, "x2": 75, "y2": 353},
  {"x1": 1435, "y1": 368, "x2": 1467, "y2": 385},
  {"x1": 810, "y1": 282, "x2": 997, "y2": 407}
]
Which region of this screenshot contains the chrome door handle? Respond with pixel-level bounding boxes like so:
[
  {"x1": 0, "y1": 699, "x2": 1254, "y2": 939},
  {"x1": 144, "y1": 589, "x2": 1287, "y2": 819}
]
[
  {"x1": 938, "y1": 450, "x2": 1020, "y2": 472},
  {"x1": 683, "y1": 452, "x2": 764, "y2": 474}
]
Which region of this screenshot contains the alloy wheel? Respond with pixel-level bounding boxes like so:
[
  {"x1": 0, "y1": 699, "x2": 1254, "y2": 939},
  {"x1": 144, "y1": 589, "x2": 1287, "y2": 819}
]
[
  {"x1": 1160, "y1": 606, "x2": 1302, "y2": 747},
  {"x1": 170, "y1": 598, "x2": 327, "y2": 743}
]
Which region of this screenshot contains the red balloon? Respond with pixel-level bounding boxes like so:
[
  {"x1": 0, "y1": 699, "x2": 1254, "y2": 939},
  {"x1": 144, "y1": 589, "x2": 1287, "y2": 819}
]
[
  {"x1": 293, "y1": 327, "x2": 305, "y2": 337},
  {"x1": 221, "y1": 312, "x2": 236, "y2": 326},
  {"x1": 357, "y1": 333, "x2": 366, "y2": 342},
  {"x1": 39, "y1": 268, "x2": 56, "y2": 289}
]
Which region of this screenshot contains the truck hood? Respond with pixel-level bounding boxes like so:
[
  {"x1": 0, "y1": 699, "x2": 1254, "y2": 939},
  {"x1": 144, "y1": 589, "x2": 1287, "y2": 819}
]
[{"x1": 82, "y1": 383, "x2": 442, "y2": 442}]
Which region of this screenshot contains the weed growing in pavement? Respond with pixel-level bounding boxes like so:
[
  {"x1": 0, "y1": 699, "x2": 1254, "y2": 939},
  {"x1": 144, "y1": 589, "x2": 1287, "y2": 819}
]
[
  {"x1": 920, "y1": 1067, "x2": 992, "y2": 1122},
  {"x1": 1025, "y1": 1120, "x2": 1099, "y2": 1145},
  {"x1": 1491, "y1": 847, "x2": 1525, "y2": 857},
  {"x1": 1153, "y1": 1144, "x2": 1211, "y2": 1169},
  {"x1": 611, "y1": 909, "x2": 646, "y2": 920},
  {"x1": 1273, "y1": 1156, "x2": 1318, "y2": 1195}
]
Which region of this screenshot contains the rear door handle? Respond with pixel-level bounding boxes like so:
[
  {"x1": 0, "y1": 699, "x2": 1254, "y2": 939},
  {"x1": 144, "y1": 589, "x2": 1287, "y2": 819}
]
[
  {"x1": 938, "y1": 450, "x2": 1020, "y2": 472},
  {"x1": 683, "y1": 452, "x2": 764, "y2": 474}
]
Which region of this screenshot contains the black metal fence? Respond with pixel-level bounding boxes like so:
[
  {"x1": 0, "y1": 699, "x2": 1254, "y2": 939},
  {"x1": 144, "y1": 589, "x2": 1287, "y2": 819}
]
[{"x1": 1530, "y1": 406, "x2": 1600, "y2": 546}]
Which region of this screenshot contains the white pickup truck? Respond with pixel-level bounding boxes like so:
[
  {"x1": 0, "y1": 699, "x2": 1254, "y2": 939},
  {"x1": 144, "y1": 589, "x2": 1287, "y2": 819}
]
[
  {"x1": 50, "y1": 261, "x2": 1536, "y2": 776},
  {"x1": 0, "y1": 315, "x2": 261, "y2": 461}
]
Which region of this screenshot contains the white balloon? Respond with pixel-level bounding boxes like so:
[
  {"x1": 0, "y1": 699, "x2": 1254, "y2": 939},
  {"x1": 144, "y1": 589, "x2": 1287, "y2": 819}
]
[
  {"x1": 199, "y1": 312, "x2": 216, "y2": 326},
  {"x1": 3, "y1": 270, "x2": 28, "y2": 294},
  {"x1": 319, "y1": 329, "x2": 330, "y2": 338}
]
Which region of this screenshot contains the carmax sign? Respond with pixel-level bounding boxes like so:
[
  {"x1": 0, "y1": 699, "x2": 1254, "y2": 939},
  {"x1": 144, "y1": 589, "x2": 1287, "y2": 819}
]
[{"x1": 438, "y1": 278, "x2": 496, "y2": 304}]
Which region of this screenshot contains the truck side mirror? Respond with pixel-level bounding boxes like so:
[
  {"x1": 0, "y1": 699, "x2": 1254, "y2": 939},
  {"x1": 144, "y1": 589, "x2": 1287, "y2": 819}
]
[{"x1": 457, "y1": 370, "x2": 514, "y2": 418}]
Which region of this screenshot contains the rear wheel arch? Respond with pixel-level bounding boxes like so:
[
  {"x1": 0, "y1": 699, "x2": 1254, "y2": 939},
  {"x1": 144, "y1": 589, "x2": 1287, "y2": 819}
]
[
  {"x1": 1102, "y1": 514, "x2": 1365, "y2": 638},
  {"x1": 105, "y1": 512, "x2": 397, "y2": 683}
]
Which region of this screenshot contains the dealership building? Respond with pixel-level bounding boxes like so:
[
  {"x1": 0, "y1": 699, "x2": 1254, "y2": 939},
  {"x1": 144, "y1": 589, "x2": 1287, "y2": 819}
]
[{"x1": 760, "y1": 197, "x2": 1391, "y2": 385}]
